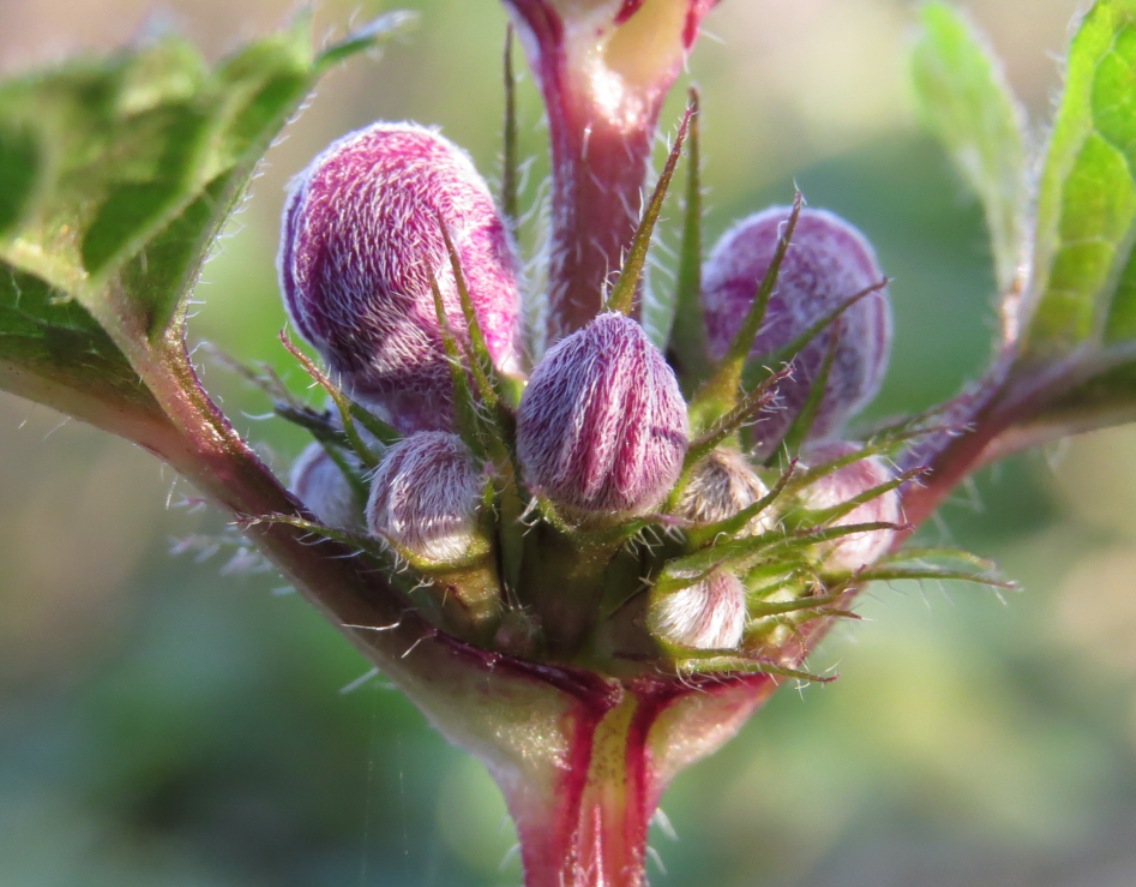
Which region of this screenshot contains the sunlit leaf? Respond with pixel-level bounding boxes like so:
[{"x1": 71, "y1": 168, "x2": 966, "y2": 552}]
[
  {"x1": 912, "y1": 2, "x2": 1028, "y2": 293},
  {"x1": 1023, "y1": 0, "x2": 1136, "y2": 357},
  {"x1": 0, "y1": 16, "x2": 406, "y2": 434}
]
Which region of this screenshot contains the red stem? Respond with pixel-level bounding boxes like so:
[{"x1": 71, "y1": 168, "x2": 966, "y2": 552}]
[
  {"x1": 506, "y1": 675, "x2": 781, "y2": 887},
  {"x1": 504, "y1": 0, "x2": 661, "y2": 343},
  {"x1": 545, "y1": 106, "x2": 656, "y2": 342}
]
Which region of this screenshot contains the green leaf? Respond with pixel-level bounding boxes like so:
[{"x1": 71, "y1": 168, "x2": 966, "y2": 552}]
[
  {"x1": 0, "y1": 16, "x2": 406, "y2": 433},
  {"x1": 1023, "y1": 0, "x2": 1136, "y2": 358},
  {"x1": 0, "y1": 26, "x2": 316, "y2": 339},
  {"x1": 912, "y1": 3, "x2": 1028, "y2": 295},
  {"x1": 665, "y1": 87, "x2": 709, "y2": 393},
  {"x1": 0, "y1": 263, "x2": 167, "y2": 436},
  {"x1": 606, "y1": 104, "x2": 693, "y2": 319},
  {"x1": 0, "y1": 122, "x2": 42, "y2": 237}
]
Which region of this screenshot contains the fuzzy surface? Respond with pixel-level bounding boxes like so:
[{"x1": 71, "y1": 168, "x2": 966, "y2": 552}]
[
  {"x1": 678, "y1": 448, "x2": 772, "y2": 535},
  {"x1": 516, "y1": 312, "x2": 688, "y2": 516},
  {"x1": 289, "y1": 442, "x2": 364, "y2": 531},
  {"x1": 279, "y1": 122, "x2": 521, "y2": 433},
  {"x1": 701, "y1": 207, "x2": 892, "y2": 451},
  {"x1": 650, "y1": 570, "x2": 746, "y2": 650},
  {"x1": 800, "y1": 440, "x2": 902, "y2": 573},
  {"x1": 366, "y1": 432, "x2": 484, "y2": 563}
]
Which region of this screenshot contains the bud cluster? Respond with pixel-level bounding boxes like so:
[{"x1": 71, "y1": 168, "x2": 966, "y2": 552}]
[{"x1": 278, "y1": 117, "x2": 910, "y2": 675}]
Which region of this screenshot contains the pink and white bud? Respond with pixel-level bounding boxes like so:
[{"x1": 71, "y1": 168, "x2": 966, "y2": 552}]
[
  {"x1": 367, "y1": 432, "x2": 486, "y2": 564},
  {"x1": 289, "y1": 442, "x2": 364, "y2": 531},
  {"x1": 516, "y1": 312, "x2": 688, "y2": 518},
  {"x1": 800, "y1": 441, "x2": 902, "y2": 572},
  {"x1": 702, "y1": 207, "x2": 892, "y2": 451},
  {"x1": 650, "y1": 570, "x2": 747, "y2": 650},
  {"x1": 279, "y1": 122, "x2": 522, "y2": 433},
  {"x1": 677, "y1": 448, "x2": 773, "y2": 535}
]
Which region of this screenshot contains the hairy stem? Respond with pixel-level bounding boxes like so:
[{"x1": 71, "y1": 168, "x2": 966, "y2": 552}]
[
  {"x1": 502, "y1": 675, "x2": 781, "y2": 887},
  {"x1": 546, "y1": 108, "x2": 655, "y2": 341}
]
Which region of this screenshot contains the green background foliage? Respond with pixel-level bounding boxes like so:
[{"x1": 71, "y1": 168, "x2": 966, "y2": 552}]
[{"x1": 3, "y1": 1, "x2": 1136, "y2": 886}]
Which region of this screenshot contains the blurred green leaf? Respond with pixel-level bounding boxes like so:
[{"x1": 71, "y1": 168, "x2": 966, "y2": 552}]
[
  {"x1": 0, "y1": 15, "x2": 406, "y2": 435},
  {"x1": 0, "y1": 122, "x2": 42, "y2": 237},
  {"x1": 1023, "y1": 0, "x2": 1136, "y2": 358},
  {"x1": 0, "y1": 264, "x2": 167, "y2": 434},
  {"x1": 0, "y1": 26, "x2": 314, "y2": 339},
  {"x1": 912, "y1": 2, "x2": 1027, "y2": 294}
]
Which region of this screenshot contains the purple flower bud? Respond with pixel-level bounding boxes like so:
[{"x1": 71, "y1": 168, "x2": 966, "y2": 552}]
[
  {"x1": 677, "y1": 448, "x2": 772, "y2": 535},
  {"x1": 289, "y1": 442, "x2": 364, "y2": 531},
  {"x1": 367, "y1": 432, "x2": 486, "y2": 564},
  {"x1": 650, "y1": 570, "x2": 746, "y2": 650},
  {"x1": 702, "y1": 207, "x2": 892, "y2": 451},
  {"x1": 516, "y1": 312, "x2": 688, "y2": 518},
  {"x1": 279, "y1": 122, "x2": 522, "y2": 433},
  {"x1": 800, "y1": 441, "x2": 902, "y2": 572}
]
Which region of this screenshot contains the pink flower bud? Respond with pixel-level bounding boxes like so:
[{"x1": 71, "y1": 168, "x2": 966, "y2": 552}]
[
  {"x1": 677, "y1": 448, "x2": 773, "y2": 535},
  {"x1": 289, "y1": 442, "x2": 364, "y2": 531},
  {"x1": 702, "y1": 207, "x2": 892, "y2": 451},
  {"x1": 366, "y1": 432, "x2": 486, "y2": 564},
  {"x1": 650, "y1": 570, "x2": 746, "y2": 650},
  {"x1": 800, "y1": 441, "x2": 902, "y2": 572},
  {"x1": 279, "y1": 122, "x2": 522, "y2": 433},
  {"x1": 516, "y1": 312, "x2": 688, "y2": 518}
]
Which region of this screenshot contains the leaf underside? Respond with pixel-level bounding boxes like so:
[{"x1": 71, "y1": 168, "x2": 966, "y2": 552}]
[
  {"x1": 0, "y1": 17, "x2": 403, "y2": 436},
  {"x1": 912, "y1": 2, "x2": 1028, "y2": 295}
]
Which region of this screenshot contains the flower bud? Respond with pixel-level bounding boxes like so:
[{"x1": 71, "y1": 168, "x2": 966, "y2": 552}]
[
  {"x1": 677, "y1": 448, "x2": 773, "y2": 535},
  {"x1": 702, "y1": 207, "x2": 892, "y2": 450},
  {"x1": 289, "y1": 442, "x2": 365, "y2": 531},
  {"x1": 516, "y1": 312, "x2": 688, "y2": 518},
  {"x1": 800, "y1": 441, "x2": 902, "y2": 572},
  {"x1": 279, "y1": 122, "x2": 522, "y2": 433},
  {"x1": 367, "y1": 432, "x2": 486, "y2": 564},
  {"x1": 650, "y1": 570, "x2": 746, "y2": 650}
]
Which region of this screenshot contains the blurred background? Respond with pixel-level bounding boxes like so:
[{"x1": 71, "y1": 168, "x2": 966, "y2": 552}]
[{"x1": 3, "y1": 0, "x2": 1136, "y2": 885}]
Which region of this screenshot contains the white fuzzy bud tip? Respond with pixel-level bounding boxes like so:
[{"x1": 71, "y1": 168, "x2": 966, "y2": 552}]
[
  {"x1": 367, "y1": 432, "x2": 485, "y2": 563},
  {"x1": 650, "y1": 570, "x2": 747, "y2": 650}
]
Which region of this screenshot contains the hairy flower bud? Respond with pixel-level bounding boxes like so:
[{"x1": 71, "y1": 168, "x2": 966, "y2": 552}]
[
  {"x1": 279, "y1": 122, "x2": 522, "y2": 433},
  {"x1": 650, "y1": 570, "x2": 746, "y2": 650},
  {"x1": 677, "y1": 448, "x2": 773, "y2": 534},
  {"x1": 517, "y1": 313, "x2": 688, "y2": 518},
  {"x1": 367, "y1": 432, "x2": 486, "y2": 564},
  {"x1": 801, "y1": 441, "x2": 902, "y2": 572},
  {"x1": 702, "y1": 207, "x2": 892, "y2": 451},
  {"x1": 289, "y1": 442, "x2": 364, "y2": 531}
]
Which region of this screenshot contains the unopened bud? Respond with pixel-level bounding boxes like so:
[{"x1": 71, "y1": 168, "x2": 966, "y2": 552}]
[
  {"x1": 289, "y1": 442, "x2": 364, "y2": 531},
  {"x1": 702, "y1": 207, "x2": 892, "y2": 450},
  {"x1": 367, "y1": 432, "x2": 486, "y2": 564},
  {"x1": 801, "y1": 441, "x2": 901, "y2": 572},
  {"x1": 279, "y1": 122, "x2": 522, "y2": 433},
  {"x1": 650, "y1": 570, "x2": 747, "y2": 650},
  {"x1": 677, "y1": 448, "x2": 772, "y2": 535},
  {"x1": 516, "y1": 312, "x2": 689, "y2": 519}
]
